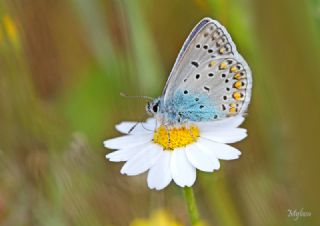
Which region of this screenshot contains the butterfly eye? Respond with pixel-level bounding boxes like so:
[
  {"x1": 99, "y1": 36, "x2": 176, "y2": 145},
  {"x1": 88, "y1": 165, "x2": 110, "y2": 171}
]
[{"x1": 152, "y1": 102, "x2": 159, "y2": 113}]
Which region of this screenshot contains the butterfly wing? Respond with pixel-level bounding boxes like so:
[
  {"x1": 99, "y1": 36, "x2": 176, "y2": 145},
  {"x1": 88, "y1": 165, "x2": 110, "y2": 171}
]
[{"x1": 162, "y1": 18, "x2": 252, "y2": 122}]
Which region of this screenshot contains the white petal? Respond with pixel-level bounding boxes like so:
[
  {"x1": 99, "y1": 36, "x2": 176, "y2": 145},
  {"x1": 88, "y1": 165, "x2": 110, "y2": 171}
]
[
  {"x1": 103, "y1": 134, "x2": 153, "y2": 149},
  {"x1": 197, "y1": 138, "x2": 241, "y2": 160},
  {"x1": 201, "y1": 128, "x2": 247, "y2": 144},
  {"x1": 106, "y1": 143, "x2": 147, "y2": 162},
  {"x1": 186, "y1": 143, "x2": 220, "y2": 172},
  {"x1": 115, "y1": 118, "x2": 156, "y2": 134},
  {"x1": 197, "y1": 116, "x2": 245, "y2": 131},
  {"x1": 120, "y1": 143, "x2": 162, "y2": 176},
  {"x1": 147, "y1": 151, "x2": 172, "y2": 190},
  {"x1": 171, "y1": 148, "x2": 196, "y2": 187}
]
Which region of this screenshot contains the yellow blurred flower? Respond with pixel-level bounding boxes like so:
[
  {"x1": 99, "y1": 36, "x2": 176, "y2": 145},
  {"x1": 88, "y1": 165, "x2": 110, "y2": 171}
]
[
  {"x1": 2, "y1": 15, "x2": 19, "y2": 46},
  {"x1": 129, "y1": 209, "x2": 183, "y2": 226}
]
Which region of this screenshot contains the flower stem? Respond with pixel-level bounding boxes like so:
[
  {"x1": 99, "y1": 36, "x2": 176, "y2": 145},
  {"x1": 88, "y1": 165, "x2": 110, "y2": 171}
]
[{"x1": 183, "y1": 187, "x2": 200, "y2": 225}]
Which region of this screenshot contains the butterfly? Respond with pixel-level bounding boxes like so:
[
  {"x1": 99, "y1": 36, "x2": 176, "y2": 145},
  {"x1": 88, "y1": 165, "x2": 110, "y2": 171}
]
[{"x1": 146, "y1": 17, "x2": 252, "y2": 126}]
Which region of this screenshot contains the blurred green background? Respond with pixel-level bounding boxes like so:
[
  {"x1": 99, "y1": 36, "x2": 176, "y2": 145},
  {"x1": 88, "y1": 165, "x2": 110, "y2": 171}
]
[{"x1": 0, "y1": 0, "x2": 320, "y2": 225}]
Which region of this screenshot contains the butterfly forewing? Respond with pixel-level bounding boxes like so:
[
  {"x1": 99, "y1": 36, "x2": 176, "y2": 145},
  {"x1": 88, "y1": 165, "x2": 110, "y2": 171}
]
[{"x1": 163, "y1": 18, "x2": 252, "y2": 121}]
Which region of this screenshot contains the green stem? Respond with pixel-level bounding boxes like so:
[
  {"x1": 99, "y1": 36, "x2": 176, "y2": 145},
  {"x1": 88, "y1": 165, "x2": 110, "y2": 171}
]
[{"x1": 183, "y1": 187, "x2": 200, "y2": 226}]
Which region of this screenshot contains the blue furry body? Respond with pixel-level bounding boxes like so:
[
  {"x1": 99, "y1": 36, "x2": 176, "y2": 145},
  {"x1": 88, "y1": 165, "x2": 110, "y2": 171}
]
[{"x1": 160, "y1": 90, "x2": 220, "y2": 124}]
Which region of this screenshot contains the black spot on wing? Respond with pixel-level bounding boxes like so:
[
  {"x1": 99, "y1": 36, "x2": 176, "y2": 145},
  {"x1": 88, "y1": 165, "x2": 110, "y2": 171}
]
[
  {"x1": 204, "y1": 86, "x2": 210, "y2": 92},
  {"x1": 191, "y1": 61, "x2": 199, "y2": 67}
]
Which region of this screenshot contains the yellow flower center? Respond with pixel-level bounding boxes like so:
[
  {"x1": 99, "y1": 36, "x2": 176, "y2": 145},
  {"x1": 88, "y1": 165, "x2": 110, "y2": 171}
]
[{"x1": 153, "y1": 125, "x2": 200, "y2": 150}]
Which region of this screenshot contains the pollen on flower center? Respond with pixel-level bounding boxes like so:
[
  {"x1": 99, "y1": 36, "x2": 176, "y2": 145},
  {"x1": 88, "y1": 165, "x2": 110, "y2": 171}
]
[{"x1": 153, "y1": 125, "x2": 200, "y2": 150}]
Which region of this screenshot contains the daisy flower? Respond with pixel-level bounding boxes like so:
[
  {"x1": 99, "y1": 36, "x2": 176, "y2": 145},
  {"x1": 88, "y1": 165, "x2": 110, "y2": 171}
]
[{"x1": 104, "y1": 116, "x2": 247, "y2": 190}]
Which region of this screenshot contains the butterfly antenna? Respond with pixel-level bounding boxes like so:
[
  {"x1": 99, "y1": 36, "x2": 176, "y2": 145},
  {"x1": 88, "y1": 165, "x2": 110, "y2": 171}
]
[
  {"x1": 128, "y1": 122, "x2": 139, "y2": 134},
  {"x1": 120, "y1": 92, "x2": 153, "y2": 101}
]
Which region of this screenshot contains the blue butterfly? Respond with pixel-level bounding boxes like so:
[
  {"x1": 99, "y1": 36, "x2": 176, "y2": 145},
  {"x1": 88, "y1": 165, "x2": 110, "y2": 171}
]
[{"x1": 146, "y1": 18, "x2": 252, "y2": 126}]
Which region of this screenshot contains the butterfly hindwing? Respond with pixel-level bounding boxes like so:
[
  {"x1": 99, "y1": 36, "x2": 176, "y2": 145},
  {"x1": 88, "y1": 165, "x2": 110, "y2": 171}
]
[{"x1": 162, "y1": 18, "x2": 252, "y2": 122}]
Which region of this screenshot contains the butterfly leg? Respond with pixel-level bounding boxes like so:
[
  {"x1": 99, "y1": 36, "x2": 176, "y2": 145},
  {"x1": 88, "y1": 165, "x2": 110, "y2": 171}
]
[
  {"x1": 164, "y1": 125, "x2": 171, "y2": 148},
  {"x1": 151, "y1": 119, "x2": 158, "y2": 133},
  {"x1": 128, "y1": 122, "x2": 139, "y2": 134},
  {"x1": 186, "y1": 123, "x2": 197, "y2": 142}
]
